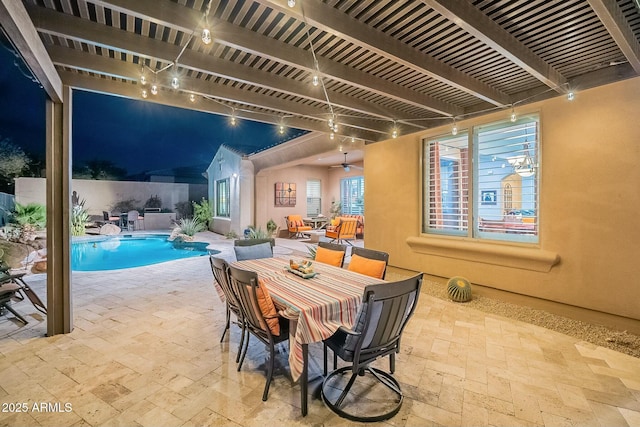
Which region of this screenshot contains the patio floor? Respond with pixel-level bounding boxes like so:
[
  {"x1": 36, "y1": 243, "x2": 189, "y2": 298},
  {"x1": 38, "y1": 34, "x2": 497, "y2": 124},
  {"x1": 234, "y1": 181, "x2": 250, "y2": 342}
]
[{"x1": 0, "y1": 232, "x2": 639, "y2": 426}]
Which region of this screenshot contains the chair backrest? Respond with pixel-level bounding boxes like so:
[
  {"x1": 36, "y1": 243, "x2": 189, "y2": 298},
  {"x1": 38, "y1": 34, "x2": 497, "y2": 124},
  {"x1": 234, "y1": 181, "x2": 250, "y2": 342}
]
[
  {"x1": 337, "y1": 217, "x2": 358, "y2": 239},
  {"x1": 227, "y1": 265, "x2": 280, "y2": 339},
  {"x1": 234, "y1": 241, "x2": 273, "y2": 261},
  {"x1": 287, "y1": 214, "x2": 305, "y2": 231},
  {"x1": 209, "y1": 256, "x2": 241, "y2": 314},
  {"x1": 349, "y1": 247, "x2": 390, "y2": 279},
  {"x1": 316, "y1": 242, "x2": 347, "y2": 267},
  {"x1": 127, "y1": 210, "x2": 139, "y2": 222},
  {"x1": 345, "y1": 274, "x2": 423, "y2": 369}
]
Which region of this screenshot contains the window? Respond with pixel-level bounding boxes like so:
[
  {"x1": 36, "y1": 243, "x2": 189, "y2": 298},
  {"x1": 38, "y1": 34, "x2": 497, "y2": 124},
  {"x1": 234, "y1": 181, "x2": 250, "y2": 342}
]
[
  {"x1": 423, "y1": 115, "x2": 539, "y2": 243},
  {"x1": 306, "y1": 179, "x2": 321, "y2": 216},
  {"x1": 215, "y1": 178, "x2": 230, "y2": 218},
  {"x1": 341, "y1": 176, "x2": 364, "y2": 215}
]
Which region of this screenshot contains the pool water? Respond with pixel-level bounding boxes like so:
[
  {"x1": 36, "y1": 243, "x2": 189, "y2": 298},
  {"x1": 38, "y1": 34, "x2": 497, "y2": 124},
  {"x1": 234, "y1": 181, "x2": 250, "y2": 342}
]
[{"x1": 72, "y1": 234, "x2": 218, "y2": 271}]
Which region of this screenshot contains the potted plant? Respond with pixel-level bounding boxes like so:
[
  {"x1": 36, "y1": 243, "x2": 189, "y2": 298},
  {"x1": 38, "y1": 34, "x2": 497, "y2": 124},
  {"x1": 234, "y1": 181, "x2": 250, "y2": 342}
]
[
  {"x1": 242, "y1": 225, "x2": 275, "y2": 247},
  {"x1": 266, "y1": 218, "x2": 278, "y2": 236}
]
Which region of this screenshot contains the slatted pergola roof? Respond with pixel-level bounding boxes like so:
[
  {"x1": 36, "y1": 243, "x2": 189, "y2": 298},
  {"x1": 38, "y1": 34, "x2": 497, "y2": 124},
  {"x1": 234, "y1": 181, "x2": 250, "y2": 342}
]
[{"x1": 3, "y1": 0, "x2": 640, "y2": 145}]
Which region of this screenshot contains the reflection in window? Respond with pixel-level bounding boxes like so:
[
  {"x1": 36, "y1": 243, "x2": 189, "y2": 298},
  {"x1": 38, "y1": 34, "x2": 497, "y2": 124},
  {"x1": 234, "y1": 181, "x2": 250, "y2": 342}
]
[{"x1": 423, "y1": 115, "x2": 539, "y2": 243}]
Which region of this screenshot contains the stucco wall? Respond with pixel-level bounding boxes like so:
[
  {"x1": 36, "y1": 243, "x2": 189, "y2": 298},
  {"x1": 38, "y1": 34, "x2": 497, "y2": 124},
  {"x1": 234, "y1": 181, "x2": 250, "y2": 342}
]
[
  {"x1": 254, "y1": 162, "x2": 364, "y2": 232},
  {"x1": 14, "y1": 177, "x2": 189, "y2": 216},
  {"x1": 365, "y1": 76, "x2": 640, "y2": 321}
]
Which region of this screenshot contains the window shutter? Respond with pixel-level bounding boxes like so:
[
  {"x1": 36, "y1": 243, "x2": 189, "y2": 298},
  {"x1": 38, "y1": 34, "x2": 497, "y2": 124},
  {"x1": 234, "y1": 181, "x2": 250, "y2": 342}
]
[{"x1": 306, "y1": 180, "x2": 321, "y2": 216}]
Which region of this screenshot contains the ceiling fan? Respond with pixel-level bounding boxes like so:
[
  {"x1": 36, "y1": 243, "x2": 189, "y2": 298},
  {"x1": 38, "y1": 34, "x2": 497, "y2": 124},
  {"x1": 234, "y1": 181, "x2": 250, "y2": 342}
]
[{"x1": 331, "y1": 153, "x2": 363, "y2": 172}]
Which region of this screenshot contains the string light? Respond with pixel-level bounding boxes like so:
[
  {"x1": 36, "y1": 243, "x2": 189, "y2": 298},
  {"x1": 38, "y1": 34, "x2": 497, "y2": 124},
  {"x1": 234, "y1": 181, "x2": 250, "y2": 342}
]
[
  {"x1": 452, "y1": 118, "x2": 458, "y2": 136},
  {"x1": 150, "y1": 83, "x2": 158, "y2": 96},
  {"x1": 189, "y1": 93, "x2": 196, "y2": 103},
  {"x1": 510, "y1": 106, "x2": 517, "y2": 122},
  {"x1": 330, "y1": 132, "x2": 335, "y2": 140},
  {"x1": 201, "y1": 28, "x2": 212, "y2": 45},
  {"x1": 288, "y1": 0, "x2": 296, "y2": 7},
  {"x1": 312, "y1": 73, "x2": 319, "y2": 86},
  {"x1": 567, "y1": 91, "x2": 575, "y2": 101},
  {"x1": 201, "y1": 0, "x2": 212, "y2": 45},
  {"x1": 279, "y1": 123, "x2": 285, "y2": 135},
  {"x1": 141, "y1": 89, "x2": 148, "y2": 98},
  {"x1": 391, "y1": 120, "x2": 399, "y2": 138},
  {"x1": 171, "y1": 76, "x2": 179, "y2": 90}
]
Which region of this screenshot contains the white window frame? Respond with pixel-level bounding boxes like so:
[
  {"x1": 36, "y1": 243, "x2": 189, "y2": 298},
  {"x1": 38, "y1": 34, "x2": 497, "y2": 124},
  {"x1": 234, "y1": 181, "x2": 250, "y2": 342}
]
[
  {"x1": 340, "y1": 176, "x2": 364, "y2": 215},
  {"x1": 423, "y1": 114, "x2": 540, "y2": 244}
]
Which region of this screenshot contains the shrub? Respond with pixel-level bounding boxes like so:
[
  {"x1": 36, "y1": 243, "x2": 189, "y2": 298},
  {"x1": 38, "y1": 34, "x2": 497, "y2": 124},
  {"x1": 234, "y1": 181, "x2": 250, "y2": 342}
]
[
  {"x1": 71, "y1": 202, "x2": 90, "y2": 236},
  {"x1": 13, "y1": 202, "x2": 46, "y2": 229},
  {"x1": 144, "y1": 195, "x2": 162, "y2": 209},
  {"x1": 112, "y1": 198, "x2": 140, "y2": 213},
  {"x1": 174, "y1": 201, "x2": 193, "y2": 219},
  {"x1": 192, "y1": 198, "x2": 213, "y2": 229},
  {"x1": 247, "y1": 226, "x2": 270, "y2": 239},
  {"x1": 176, "y1": 218, "x2": 205, "y2": 236}
]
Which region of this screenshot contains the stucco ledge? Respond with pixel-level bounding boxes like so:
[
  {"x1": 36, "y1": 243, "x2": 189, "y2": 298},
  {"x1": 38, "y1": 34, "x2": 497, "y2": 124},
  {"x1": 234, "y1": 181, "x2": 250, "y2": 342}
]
[{"x1": 406, "y1": 236, "x2": 560, "y2": 273}]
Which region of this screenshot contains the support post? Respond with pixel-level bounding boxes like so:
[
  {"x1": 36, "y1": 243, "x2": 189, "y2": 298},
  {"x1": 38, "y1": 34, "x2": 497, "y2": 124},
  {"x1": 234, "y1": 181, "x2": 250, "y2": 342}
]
[{"x1": 45, "y1": 86, "x2": 73, "y2": 335}]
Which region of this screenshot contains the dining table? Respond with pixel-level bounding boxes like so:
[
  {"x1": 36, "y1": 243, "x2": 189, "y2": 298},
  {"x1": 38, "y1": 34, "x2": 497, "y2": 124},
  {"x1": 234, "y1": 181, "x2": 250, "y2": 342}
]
[{"x1": 231, "y1": 256, "x2": 385, "y2": 416}]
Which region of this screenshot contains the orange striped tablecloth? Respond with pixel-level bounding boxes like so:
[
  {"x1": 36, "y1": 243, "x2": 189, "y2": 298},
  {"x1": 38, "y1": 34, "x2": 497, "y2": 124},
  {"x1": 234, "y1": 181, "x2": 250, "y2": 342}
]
[{"x1": 232, "y1": 256, "x2": 384, "y2": 381}]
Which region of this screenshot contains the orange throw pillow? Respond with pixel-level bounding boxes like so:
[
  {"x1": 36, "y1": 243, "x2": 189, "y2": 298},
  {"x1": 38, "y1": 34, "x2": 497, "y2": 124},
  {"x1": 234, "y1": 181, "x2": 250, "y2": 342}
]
[
  {"x1": 348, "y1": 254, "x2": 386, "y2": 279},
  {"x1": 315, "y1": 246, "x2": 345, "y2": 267},
  {"x1": 253, "y1": 278, "x2": 280, "y2": 336}
]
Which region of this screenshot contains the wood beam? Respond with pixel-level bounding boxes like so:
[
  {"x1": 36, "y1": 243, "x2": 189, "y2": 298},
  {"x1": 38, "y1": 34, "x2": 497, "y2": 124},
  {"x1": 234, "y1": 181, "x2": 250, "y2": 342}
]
[
  {"x1": 47, "y1": 46, "x2": 392, "y2": 137},
  {"x1": 588, "y1": 0, "x2": 640, "y2": 74},
  {"x1": 29, "y1": 5, "x2": 434, "y2": 131},
  {"x1": 424, "y1": 0, "x2": 568, "y2": 93},
  {"x1": 0, "y1": 0, "x2": 62, "y2": 102},
  {"x1": 67, "y1": 0, "x2": 461, "y2": 117},
  {"x1": 57, "y1": 71, "x2": 384, "y2": 143},
  {"x1": 258, "y1": 0, "x2": 510, "y2": 107}
]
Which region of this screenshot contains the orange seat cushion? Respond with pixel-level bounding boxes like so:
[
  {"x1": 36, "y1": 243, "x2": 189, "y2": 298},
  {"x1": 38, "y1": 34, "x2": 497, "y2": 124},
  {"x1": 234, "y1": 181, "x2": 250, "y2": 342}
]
[
  {"x1": 315, "y1": 247, "x2": 345, "y2": 267},
  {"x1": 254, "y1": 278, "x2": 280, "y2": 336},
  {"x1": 347, "y1": 254, "x2": 386, "y2": 279}
]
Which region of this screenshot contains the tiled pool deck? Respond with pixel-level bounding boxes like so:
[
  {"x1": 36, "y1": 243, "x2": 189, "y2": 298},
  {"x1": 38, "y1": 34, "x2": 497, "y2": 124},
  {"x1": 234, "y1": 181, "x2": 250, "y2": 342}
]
[{"x1": 1, "y1": 232, "x2": 639, "y2": 426}]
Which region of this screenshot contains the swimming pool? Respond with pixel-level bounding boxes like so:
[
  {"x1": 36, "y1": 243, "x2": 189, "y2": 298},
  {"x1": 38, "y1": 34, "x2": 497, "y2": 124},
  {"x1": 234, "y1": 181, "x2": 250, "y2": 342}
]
[{"x1": 72, "y1": 234, "x2": 219, "y2": 271}]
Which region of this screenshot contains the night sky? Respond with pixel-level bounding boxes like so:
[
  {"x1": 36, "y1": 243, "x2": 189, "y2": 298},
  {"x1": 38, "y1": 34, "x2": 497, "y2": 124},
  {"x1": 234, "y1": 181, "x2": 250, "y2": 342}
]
[{"x1": 0, "y1": 31, "x2": 303, "y2": 176}]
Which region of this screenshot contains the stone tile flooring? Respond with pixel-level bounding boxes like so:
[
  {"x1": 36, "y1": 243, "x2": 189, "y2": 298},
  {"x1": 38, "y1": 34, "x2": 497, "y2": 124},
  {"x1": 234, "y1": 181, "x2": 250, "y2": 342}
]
[{"x1": 1, "y1": 233, "x2": 639, "y2": 426}]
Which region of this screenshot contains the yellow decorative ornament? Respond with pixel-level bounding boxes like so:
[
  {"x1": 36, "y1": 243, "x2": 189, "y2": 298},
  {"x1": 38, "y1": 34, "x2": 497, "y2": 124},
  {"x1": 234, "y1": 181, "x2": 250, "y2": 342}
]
[{"x1": 446, "y1": 276, "x2": 472, "y2": 302}]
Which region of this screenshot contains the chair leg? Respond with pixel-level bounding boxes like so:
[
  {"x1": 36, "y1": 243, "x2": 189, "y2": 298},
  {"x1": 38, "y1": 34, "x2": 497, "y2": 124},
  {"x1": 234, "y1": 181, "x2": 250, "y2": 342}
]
[
  {"x1": 236, "y1": 321, "x2": 246, "y2": 363},
  {"x1": 220, "y1": 304, "x2": 230, "y2": 342},
  {"x1": 2, "y1": 302, "x2": 28, "y2": 324},
  {"x1": 237, "y1": 330, "x2": 250, "y2": 371},
  {"x1": 262, "y1": 341, "x2": 275, "y2": 401},
  {"x1": 390, "y1": 353, "x2": 395, "y2": 374}
]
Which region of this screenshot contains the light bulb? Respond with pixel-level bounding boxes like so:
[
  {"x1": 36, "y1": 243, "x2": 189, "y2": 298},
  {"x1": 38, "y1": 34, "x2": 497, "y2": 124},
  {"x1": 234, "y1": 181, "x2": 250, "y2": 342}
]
[
  {"x1": 567, "y1": 91, "x2": 575, "y2": 101},
  {"x1": 392, "y1": 128, "x2": 398, "y2": 138},
  {"x1": 288, "y1": 0, "x2": 296, "y2": 7},
  {"x1": 201, "y1": 28, "x2": 212, "y2": 45},
  {"x1": 171, "y1": 76, "x2": 179, "y2": 90},
  {"x1": 350, "y1": 137, "x2": 355, "y2": 143},
  {"x1": 279, "y1": 124, "x2": 285, "y2": 135},
  {"x1": 189, "y1": 94, "x2": 196, "y2": 103},
  {"x1": 333, "y1": 123, "x2": 338, "y2": 132},
  {"x1": 230, "y1": 116, "x2": 237, "y2": 126},
  {"x1": 339, "y1": 145, "x2": 343, "y2": 152},
  {"x1": 328, "y1": 117, "x2": 334, "y2": 129},
  {"x1": 140, "y1": 74, "x2": 146, "y2": 85},
  {"x1": 452, "y1": 124, "x2": 458, "y2": 136},
  {"x1": 312, "y1": 74, "x2": 319, "y2": 86},
  {"x1": 150, "y1": 84, "x2": 158, "y2": 95},
  {"x1": 510, "y1": 111, "x2": 517, "y2": 122},
  {"x1": 141, "y1": 89, "x2": 148, "y2": 98},
  {"x1": 330, "y1": 132, "x2": 335, "y2": 140}
]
